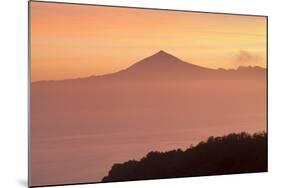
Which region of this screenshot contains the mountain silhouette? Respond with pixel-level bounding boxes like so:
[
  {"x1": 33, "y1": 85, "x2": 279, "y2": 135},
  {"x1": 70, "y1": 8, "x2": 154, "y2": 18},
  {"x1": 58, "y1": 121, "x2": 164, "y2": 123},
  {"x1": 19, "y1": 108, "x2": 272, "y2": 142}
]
[
  {"x1": 126, "y1": 50, "x2": 210, "y2": 72},
  {"x1": 33, "y1": 50, "x2": 265, "y2": 83}
]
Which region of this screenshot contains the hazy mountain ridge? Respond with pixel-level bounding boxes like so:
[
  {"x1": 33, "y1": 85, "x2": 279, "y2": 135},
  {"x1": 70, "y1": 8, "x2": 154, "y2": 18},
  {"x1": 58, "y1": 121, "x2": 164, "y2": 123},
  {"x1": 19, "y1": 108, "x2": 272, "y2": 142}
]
[
  {"x1": 32, "y1": 50, "x2": 266, "y2": 84},
  {"x1": 31, "y1": 50, "x2": 266, "y2": 138}
]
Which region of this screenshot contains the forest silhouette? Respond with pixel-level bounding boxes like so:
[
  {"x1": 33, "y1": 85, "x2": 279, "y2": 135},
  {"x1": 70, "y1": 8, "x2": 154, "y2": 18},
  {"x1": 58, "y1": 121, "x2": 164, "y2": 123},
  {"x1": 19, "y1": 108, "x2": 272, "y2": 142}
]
[{"x1": 102, "y1": 132, "x2": 267, "y2": 182}]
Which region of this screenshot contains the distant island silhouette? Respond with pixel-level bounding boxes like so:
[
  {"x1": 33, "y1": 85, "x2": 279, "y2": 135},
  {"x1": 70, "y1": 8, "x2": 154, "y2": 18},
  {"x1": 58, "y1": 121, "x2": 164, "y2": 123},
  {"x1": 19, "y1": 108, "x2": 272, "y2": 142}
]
[
  {"x1": 102, "y1": 132, "x2": 267, "y2": 182},
  {"x1": 32, "y1": 50, "x2": 266, "y2": 83}
]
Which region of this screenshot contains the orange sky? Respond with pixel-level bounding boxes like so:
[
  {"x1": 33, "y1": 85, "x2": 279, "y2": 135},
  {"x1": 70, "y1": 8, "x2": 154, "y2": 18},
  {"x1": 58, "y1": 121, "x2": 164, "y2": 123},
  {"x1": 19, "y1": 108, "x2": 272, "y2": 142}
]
[{"x1": 30, "y1": 1, "x2": 267, "y2": 81}]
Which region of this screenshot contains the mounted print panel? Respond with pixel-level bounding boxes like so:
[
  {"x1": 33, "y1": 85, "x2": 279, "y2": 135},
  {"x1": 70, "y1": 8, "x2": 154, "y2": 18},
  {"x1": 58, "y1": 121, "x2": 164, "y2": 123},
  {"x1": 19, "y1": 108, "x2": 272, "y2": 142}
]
[{"x1": 29, "y1": 1, "x2": 268, "y2": 187}]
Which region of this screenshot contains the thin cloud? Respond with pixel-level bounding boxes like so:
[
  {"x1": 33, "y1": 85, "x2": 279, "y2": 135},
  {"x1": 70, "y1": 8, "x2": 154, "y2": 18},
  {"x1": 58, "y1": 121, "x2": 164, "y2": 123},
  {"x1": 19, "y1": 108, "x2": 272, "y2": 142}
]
[{"x1": 234, "y1": 50, "x2": 262, "y2": 66}]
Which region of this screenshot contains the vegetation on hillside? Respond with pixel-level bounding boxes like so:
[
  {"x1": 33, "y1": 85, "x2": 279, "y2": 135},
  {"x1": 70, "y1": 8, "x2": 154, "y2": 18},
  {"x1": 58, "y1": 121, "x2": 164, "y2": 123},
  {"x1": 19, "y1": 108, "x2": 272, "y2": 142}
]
[{"x1": 102, "y1": 132, "x2": 267, "y2": 182}]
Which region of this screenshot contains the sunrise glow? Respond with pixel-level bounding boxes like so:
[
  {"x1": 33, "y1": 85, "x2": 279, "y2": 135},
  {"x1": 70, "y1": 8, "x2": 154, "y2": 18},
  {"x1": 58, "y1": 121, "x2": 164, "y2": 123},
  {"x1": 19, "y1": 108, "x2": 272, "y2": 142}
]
[{"x1": 31, "y1": 2, "x2": 267, "y2": 81}]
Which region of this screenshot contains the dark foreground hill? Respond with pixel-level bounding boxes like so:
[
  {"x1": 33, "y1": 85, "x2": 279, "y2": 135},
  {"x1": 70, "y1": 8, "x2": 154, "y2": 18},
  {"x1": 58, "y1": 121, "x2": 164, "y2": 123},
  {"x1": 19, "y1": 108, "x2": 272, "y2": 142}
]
[{"x1": 102, "y1": 132, "x2": 267, "y2": 182}]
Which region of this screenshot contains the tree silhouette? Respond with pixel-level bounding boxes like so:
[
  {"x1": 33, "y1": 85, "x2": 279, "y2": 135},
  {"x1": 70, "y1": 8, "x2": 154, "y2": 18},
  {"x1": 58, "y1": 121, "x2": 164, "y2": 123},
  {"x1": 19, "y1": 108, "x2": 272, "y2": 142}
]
[{"x1": 102, "y1": 132, "x2": 267, "y2": 182}]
